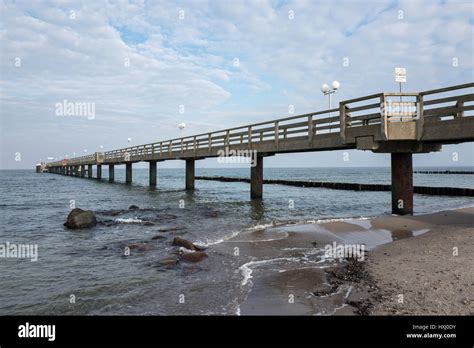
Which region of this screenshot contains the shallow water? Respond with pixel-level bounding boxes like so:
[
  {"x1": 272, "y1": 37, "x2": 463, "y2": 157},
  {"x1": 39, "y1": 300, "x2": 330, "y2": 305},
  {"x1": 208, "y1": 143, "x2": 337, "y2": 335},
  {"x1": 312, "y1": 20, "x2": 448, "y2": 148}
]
[{"x1": 0, "y1": 167, "x2": 472, "y2": 315}]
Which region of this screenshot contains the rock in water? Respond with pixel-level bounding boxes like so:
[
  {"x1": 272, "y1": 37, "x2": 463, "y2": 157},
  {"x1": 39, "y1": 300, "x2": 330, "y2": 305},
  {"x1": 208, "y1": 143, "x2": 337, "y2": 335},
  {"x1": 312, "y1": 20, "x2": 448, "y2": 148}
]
[
  {"x1": 129, "y1": 205, "x2": 140, "y2": 211},
  {"x1": 64, "y1": 208, "x2": 97, "y2": 229},
  {"x1": 180, "y1": 251, "x2": 208, "y2": 263},
  {"x1": 158, "y1": 257, "x2": 179, "y2": 267},
  {"x1": 172, "y1": 237, "x2": 202, "y2": 251}
]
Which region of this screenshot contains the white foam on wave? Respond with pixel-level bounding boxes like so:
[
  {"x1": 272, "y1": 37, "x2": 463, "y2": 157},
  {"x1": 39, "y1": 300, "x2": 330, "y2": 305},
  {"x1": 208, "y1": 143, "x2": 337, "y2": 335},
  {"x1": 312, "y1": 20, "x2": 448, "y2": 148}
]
[
  {"x1": 114, "y1": 217, "x2": 143, "y2": 224},
  {"x1": 239, "y1": 258, "x2": 292, "y2": 286},
  {"x1": 196, "y1": 222, "x2": 288, "y2": 247},
  {"x1": 304, "y1": 216, "x2": 373, "y2": 225},
  {"x1": 239, "y1": 255, "x2": 329, "y2": 287},
  {"x1": 246, "y1": 222, "x2": 281, "y2": 231},
  {"x1": 196, "y1": 230, "x2": 241, "y2": 247}
]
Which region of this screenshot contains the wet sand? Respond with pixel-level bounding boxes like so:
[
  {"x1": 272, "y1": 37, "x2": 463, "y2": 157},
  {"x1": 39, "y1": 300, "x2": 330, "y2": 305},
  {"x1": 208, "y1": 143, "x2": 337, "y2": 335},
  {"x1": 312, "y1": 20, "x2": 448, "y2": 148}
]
[
  {"x1": 226, "y1": 207, "x2": 474, "y2": 315},
  {"x1": 362, "y1": 208, "x2": 474, "y2": 315}
]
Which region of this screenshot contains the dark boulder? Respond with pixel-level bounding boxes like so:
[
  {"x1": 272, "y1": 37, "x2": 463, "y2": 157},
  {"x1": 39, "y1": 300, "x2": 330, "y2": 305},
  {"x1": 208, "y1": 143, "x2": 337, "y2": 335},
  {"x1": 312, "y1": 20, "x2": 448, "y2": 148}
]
[
  {"x1": 129, "y1": 205, "x2": 140, "y2": 211},
  {"x1": 158, "y1": 257, "x2": 179, "y2": 267},
  {"x1": 180, "y1": 251, "x2": 208, "y2": 263},
  {"x1": 64, "y1": 208, "x2": 97, "y2": 229},
  {"x1": 172, "y1": 237, "x2": 202, "y2": 251}
]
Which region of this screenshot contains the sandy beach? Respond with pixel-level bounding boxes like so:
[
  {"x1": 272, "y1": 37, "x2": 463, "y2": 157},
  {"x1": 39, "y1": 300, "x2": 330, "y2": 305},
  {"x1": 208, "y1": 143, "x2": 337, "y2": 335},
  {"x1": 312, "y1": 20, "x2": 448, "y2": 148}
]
[
  {"x1": 360, "y1": 208, "x2": 474, "y2": 315},
  {"x1": 224, "y1": 207, "x2": 474, "y2": 315}
]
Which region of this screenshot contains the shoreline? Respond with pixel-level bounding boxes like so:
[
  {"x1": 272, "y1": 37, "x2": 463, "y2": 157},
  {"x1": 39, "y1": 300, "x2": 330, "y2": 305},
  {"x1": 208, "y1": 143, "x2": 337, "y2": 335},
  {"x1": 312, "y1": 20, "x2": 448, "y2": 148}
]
[
  {"x1": 324, "y1": 207, "x2": 474, "y2": 315},
  {"x1": 229, "y1": 207, "x2": 474, "y2": 315}
]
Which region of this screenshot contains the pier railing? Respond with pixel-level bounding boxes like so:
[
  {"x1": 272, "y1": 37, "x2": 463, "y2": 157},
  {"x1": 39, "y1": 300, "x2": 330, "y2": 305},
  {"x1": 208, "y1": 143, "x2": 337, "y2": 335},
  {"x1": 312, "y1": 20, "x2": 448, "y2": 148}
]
[{"x1": 46, "y1": 82, "x2": 473, "y2": 167}]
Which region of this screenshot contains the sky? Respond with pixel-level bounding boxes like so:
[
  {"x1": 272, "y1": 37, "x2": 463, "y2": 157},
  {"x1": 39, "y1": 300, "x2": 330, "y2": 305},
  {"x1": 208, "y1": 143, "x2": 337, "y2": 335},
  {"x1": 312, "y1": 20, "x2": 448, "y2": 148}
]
[{"x1": 1, "y1": 0, "x2": 473, "y2": 169}]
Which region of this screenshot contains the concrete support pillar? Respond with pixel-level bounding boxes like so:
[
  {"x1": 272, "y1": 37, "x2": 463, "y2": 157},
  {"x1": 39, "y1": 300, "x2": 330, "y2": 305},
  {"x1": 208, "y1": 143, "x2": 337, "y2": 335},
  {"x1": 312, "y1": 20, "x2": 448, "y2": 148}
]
[
  {"x1": 185, "y1": 159, "x2": 195, "y2": 190},
  {"x1": 97, "y1": 165, "x2": 102, "y2": 180},
  {"x1": 126, "y1": 163, "x2": 132, "y2": 184},
  {"x1": 149, "y1": 161, "x2": 157, "y2": 186},
  {"x1": 109, "y1": 165, "x2": 115, "y2": 182},
  {"x1": 251, "y1": 155, "x2": 264, "y2": 199},
  {"x1": 80, "y1": 165, "x2": 86, "y2": 178},
  {"x1": 88, "y1": 165, "x2": 93, "y2": 178},
  {"x1": 391, "y1": 153, "x2": 413, "y2": 215}
]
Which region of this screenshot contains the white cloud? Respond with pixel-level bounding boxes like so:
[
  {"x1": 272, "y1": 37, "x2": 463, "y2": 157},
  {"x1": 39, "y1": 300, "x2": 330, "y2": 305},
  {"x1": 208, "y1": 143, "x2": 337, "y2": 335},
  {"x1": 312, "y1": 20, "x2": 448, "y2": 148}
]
[{"x1": 1, "y1": 0, "x2": 472, "y2": 168}]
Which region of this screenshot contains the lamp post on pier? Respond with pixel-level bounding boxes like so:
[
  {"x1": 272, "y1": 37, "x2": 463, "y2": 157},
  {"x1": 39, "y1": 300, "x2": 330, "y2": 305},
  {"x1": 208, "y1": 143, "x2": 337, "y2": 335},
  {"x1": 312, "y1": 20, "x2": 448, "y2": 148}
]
[{"x1": 320, "y1": 80, "x2": 340, "y2": 132}]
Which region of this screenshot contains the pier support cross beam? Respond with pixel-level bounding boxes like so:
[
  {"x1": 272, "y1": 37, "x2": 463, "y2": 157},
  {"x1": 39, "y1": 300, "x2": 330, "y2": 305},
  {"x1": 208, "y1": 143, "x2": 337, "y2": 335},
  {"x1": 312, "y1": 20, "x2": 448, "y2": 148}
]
[
  {"x1": 109, "y1": 165, "x2": 115, "y2": 182},
  {"x1": 391, "y1": 153, "x2": 413, "y2": 215},
  {"x1": 97, "y1": 165, "x2": 102, "y2": 180},
  {"x1": 126, "y1": 163, "x2": 132, "y2": 184},
  {"x1": 251, "y1": 155, "x2": 264, "y2": 199},
  {"x1": 185, "y1": 159, "x2": 195, "y2": 190},
  {"x1": 149, "y1": 161, "x2": 157, "y2": 186}
]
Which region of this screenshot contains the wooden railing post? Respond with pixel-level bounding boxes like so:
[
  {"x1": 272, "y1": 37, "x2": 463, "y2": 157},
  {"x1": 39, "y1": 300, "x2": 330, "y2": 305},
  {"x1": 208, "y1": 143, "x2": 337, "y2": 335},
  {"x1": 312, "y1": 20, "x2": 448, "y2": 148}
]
[
  {"x1": 208, "y1": 134, "x2": 212, "y2": 152},
  {"x1": 248, "y1": 126, "x2": 252, "y2": 148},
  {"x1": 339, "y1": 102, "x2": 346, "y2": 143},
  {"x1": 274, "y1": 121, "x2": 279, "y2": 147},
  {"x1": 381, "y1": 94, "x2": 388, "y2": 140},
  {"x1": 308, "y1": 115, "x2": 313, "y2": 143},
  {"x1": 416, "y1": 94, "x2": 424, "y2": 140},
  {"x1": 455, "y1": 100, "x2": 464, "y2": 118}
]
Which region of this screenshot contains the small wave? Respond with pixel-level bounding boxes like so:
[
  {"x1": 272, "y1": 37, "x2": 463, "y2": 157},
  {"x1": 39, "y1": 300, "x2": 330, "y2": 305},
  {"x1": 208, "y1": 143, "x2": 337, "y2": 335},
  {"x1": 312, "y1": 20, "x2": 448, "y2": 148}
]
[
  {"x1": 411, "y1": 202, "x2": 474, "y2": 216},
  {"x1": 304, "y1": 216, "x2": 373, "y2": 224},
  {"x1": 196, "y1": 230, "x2": 241, "y2": 247},
  {"x1": 238, "y1": 257, "x2": 301, "y2": 286},
  {"x1": 114, "y1": 217, "x2": 143, "y2": 224}
]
